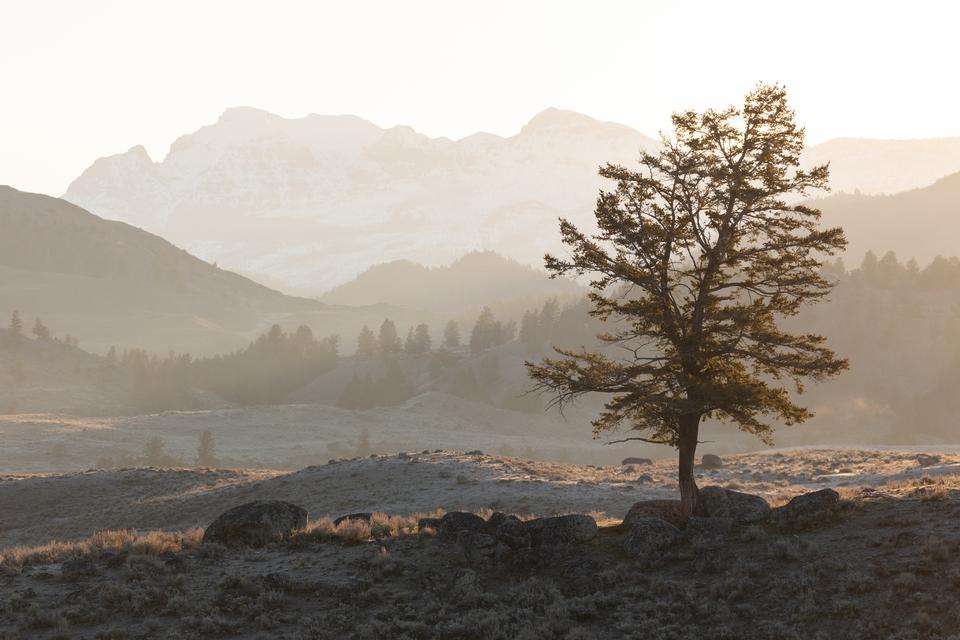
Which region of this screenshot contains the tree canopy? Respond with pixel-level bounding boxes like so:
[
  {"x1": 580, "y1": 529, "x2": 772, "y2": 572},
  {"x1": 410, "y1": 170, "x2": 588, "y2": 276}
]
[{"x1": 527, "y1": 83, "x2": 848, "y2": 516}]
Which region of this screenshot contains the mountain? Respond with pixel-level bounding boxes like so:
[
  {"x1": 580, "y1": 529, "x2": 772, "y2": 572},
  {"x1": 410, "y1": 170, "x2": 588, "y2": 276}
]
[
  {"x1": 63, "y1": 107, "x2": 960, "y2": 294},
  {"x1": 0, "y1": 186, "x2": 414, "y2": 356},
  {"x1": 803, "y1": 137, "x2": 960, "y2": 196},
  {"x1": 62, "y1": 108, "x2": 657, "y2": 293},
  {"x1": 816, "y1": 171, "x2": 960, "y2": 265},
  {"x1": 321, "y1": 251, "x2": 584, "y2": 316}
]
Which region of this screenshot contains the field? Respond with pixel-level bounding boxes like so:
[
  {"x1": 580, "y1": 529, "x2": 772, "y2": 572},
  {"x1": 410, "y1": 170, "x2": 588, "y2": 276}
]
[{"x1": 2, "y1": 447, "x2": 960, "y2": 638}]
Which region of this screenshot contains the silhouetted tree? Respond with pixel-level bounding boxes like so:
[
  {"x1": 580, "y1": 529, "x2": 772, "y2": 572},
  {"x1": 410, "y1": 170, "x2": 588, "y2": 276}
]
[
  {"x1": 31, "y1": 317, "x2": 50, "y2": 340},
  {"x1": 8, "y1": 311, "x2": 22, "y2": 337},
  {"x1": 405, "y1": 323, "x2": 431, "y2": 355},
  {"x1": 443, "y1": 320, "x2": 461, "y2": 348},
  {"x1": 469, "y1": 307, "x2": 515, "y2": 354},
  {"x1": 378, "y1": 319, "x2": 402, "y2": 354},
  {"x1": 142, "y1": 436, "x2": 177, "y2": 467},
  {"x1": 356, "y1": 325, "x2": 376, "y2": 355},
  {"x1": 527, "y1": 84, "x2": 848, "y2": 518}
]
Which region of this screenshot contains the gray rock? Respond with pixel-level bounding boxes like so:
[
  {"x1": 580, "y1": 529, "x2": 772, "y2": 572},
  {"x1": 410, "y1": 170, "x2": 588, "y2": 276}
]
[
  {"x1": 493, "y1": 517, "x2": 532, "y2": 549},
  {"x1": 700, "y1": 454, "x2": 724, "y2": 469},
  {"x1": 621, "y1": 457, "x2": 652, "y2": 466},
  {"x1": 776, "y1": 488, "x2": 840, "y2": 530},
  {"x1": 438, "y1": 511, "x2": 488, "y2": 540},
  {"x1": 485, "y1": 511, "x2": 520, "y2": 530},
  {"x1": 202, "y1": 500, "x2": 307, "y2": 547},
  {"x1": 700, "y1": 486, "x2": 770, "y2": 524},
  {"x1": 457, "y1": 531, "x2": 508, "y2": 564},
  {"x1": 524, "y1": 514, "x2": 598, "y2": 546},
  {"x1": 333, "y1": 512, "x2": 372, "y2": 526},
  {"x1": 622, "y1": 500, "x2": 683, "y2": 528},
  {"x1": 623, "y1": 517, "x2": 680, "y2": 562}
]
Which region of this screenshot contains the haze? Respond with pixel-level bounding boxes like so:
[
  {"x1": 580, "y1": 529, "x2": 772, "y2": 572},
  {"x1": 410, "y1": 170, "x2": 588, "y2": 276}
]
[{"x1": 3, "y1": 0, "x2": 960, "y2": 195}]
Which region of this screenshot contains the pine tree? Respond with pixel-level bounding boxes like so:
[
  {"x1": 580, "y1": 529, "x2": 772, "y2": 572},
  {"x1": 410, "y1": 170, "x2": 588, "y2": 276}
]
[
  {"x1": 31, "y1": 317, "x2": 50, "y2": 340},
  {"x1": 405, "y1": 323, "x2": 431, "y2": 356},
  {"x1": 377, "y1": 319, "x2": 402, "y2": 354},
  {"x1": 443, "y1": 320, "x2": 461, "y2": 349},
  {"x1": 8, "y1": 311, "x2": 22, "y2": 336},
  {"x1": 527, "y1": 84, "x2": 847, "y2": 518},
  {"x1": 356, "y1": 325, "x2": 376, "y2": 355}
]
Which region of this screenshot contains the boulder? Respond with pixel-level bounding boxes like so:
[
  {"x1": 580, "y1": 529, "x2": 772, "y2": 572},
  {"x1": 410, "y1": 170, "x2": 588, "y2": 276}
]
[
  {"x1": 700, "y1": 454, "x2": 724, "y2": 469},
  {"x1": 486, "y1": 511, "x2": 520, "y2": 530},
  {"x1": 621, "y1": 457, "x2": 653, "y2": 466},
  {"x1": 524, "y1": 514, "x2": 598, "y2": 546},
  {"x1": 623, "y1": 517, "x2": 680, "y2": 562},
  {"x1": 700, "y1": 486, "x2": 770, "y2": 524},
  {"x1": 333, "y1": 512, "x2": 372, "y2": 526},
  {"x1": 458, "y1": 531, "x2": 508, "y2": 564},
  {"x1": 202, "y1": 501, "x2": 307, "y2": 547},
  {"x1": 492, "y1": 517, "x2": 531, "y2": 549},
  {"x1": 776, "y1": 488, "x2": 840, "y2": 530},
  {"x1": 438, "y1": 511, "x2": 488, "y2": 540},
  {"x1": 622, "y1": 500, "x2": 684, "y2": 528}
]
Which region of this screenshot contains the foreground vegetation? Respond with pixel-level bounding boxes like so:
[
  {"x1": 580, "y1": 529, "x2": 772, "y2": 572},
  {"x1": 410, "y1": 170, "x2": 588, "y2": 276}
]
[{"x1": 1, "y1": 476, "x2": 959, "y2": 639}]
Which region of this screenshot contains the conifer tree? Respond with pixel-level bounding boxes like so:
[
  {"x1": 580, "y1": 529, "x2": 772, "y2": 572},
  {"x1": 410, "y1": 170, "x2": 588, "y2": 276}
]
[{"x1": 527, "y1": 84, "x2": 848, "y2": 518}]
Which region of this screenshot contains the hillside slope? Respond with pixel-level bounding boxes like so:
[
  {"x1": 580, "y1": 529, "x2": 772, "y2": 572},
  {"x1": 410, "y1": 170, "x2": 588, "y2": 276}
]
[
  {"x1": 0, "y1": 187, "x2": 403, "y2": 355},
  {"x1": 320, "y1": 251, "x2": 583, "y2": 315},
  {"x1": 817, "y1": 171, "x2": 960, "y2": 265}
]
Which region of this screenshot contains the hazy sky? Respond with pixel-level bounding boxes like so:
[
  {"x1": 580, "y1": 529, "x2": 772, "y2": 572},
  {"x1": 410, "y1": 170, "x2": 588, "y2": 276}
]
[{"x1": 2, "y1": 0, "x2": 958, "y2": 196}]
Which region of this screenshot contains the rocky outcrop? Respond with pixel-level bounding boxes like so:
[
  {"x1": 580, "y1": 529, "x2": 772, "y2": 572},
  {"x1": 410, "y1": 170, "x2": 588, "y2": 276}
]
[{"x1": 202, "y1": 501, "x2": 307, "y2": 547}]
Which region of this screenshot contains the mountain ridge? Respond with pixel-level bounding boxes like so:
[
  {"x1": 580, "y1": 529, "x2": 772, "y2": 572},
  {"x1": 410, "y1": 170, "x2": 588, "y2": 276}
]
[{"x1": 63, "y1": 107, "x2": 960, "y2": 293}]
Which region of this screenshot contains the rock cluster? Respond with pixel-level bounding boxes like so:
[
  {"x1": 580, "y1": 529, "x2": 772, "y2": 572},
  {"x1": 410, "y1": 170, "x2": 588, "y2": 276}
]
[
  {"x1": 619, "y1": 486, "x2": 843, "y2": 561},
  {"x1": 434, "y1": 511, "x2": 598, "y2": 564}
]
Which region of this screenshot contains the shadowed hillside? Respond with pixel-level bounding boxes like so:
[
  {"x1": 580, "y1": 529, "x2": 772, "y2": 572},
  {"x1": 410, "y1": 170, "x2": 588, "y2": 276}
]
[
  {"x1": 321, "y1": 251, "x2": 584, "y2": 315},
  {"x1": 818, "y1": 171, "x2": 960, "y2": 266}
]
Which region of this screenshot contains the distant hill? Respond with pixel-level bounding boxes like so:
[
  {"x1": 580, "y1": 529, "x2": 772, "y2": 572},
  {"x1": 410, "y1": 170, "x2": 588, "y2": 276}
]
[
  {"x1": 816, "y1": 171, "x2": 960, "y2": 265},
  {"x1": 321, "y1": 251, "x2": 584, "y2": 316},
  {"x1": 0, "y1": 187, "x2": 415, "y2": 355},
  {"x1": 63, "y1": 107, "x2": 960, "y2": 293}
]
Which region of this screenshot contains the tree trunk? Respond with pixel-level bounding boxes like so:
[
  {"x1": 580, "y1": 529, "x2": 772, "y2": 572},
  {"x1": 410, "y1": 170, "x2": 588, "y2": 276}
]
[{"x1": 677, "y1": 414, "x2": 701, "y2": 520}]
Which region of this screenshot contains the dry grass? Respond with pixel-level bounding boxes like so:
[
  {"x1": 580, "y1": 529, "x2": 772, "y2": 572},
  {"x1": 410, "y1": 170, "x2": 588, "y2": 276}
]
[
  {"x1": 0, "y1": 528, "x2": 202, "y2": 572},
  {"x1": 292, "y1": 509, "x2": 447, "y2": 544}
]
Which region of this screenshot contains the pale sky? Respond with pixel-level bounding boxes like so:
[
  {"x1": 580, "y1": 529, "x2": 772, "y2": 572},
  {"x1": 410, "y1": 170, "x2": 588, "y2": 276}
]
[{"x1": 2, "y1": 0, "x2": 958, "y2": 196}]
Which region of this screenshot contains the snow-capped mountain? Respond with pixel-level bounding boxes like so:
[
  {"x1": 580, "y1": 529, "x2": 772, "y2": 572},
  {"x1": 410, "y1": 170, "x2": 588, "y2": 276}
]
[{"x1": 64, "y1": 107, "x2": 960, "y2": 293}]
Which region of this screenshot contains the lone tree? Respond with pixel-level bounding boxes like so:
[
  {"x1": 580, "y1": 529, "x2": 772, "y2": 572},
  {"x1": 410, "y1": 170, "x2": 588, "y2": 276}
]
[{"x1": 527, "y1": 84, "x2": 848, "y2": 518}]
